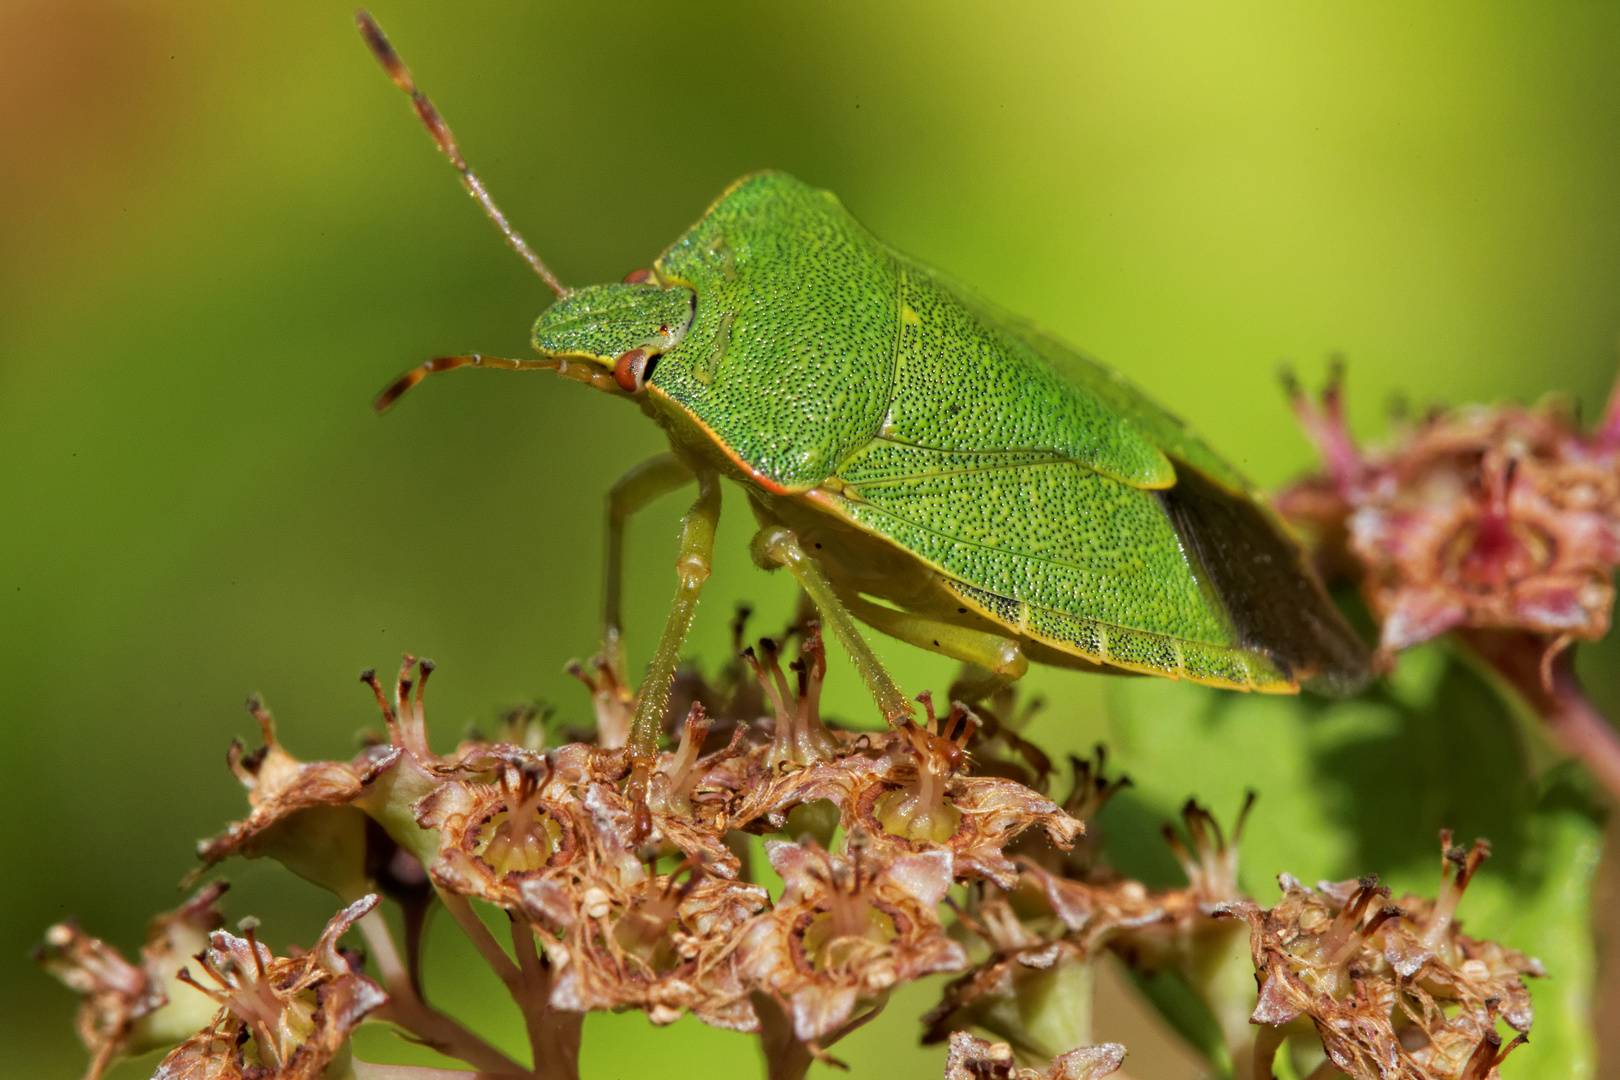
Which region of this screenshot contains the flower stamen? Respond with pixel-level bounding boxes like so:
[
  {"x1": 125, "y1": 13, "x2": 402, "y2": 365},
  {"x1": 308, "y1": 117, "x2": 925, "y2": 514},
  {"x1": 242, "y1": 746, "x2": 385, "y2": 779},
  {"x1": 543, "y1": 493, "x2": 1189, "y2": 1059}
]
[
  {"x1": 1423, "y1": 831, "x2": 1491, "y2": 952},
  {"x1": 477, "y1": 762, "x2": 561, "y2": 875}
]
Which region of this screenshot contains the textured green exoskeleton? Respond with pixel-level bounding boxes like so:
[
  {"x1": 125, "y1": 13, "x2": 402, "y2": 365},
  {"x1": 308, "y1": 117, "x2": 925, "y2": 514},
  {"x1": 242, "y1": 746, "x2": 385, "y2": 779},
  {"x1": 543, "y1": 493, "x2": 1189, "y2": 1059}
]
[{"x1": 360, "y1": 14, "x2": 1369, "y2": 778}]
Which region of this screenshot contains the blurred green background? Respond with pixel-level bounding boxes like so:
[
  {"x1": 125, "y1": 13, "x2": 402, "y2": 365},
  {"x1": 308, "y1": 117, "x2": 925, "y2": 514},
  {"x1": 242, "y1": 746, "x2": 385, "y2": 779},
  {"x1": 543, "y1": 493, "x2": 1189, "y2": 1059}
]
[{"x1": 5, "y1": 1, "x2": 1620, "y2": 1077}]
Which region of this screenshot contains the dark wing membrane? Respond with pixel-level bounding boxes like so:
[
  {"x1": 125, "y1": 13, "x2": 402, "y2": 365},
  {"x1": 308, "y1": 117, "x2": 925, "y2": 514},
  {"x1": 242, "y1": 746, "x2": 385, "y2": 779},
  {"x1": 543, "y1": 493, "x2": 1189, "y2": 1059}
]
[{"x1": 1156, "y1": 459, "x2": 1371, "y2": 695}]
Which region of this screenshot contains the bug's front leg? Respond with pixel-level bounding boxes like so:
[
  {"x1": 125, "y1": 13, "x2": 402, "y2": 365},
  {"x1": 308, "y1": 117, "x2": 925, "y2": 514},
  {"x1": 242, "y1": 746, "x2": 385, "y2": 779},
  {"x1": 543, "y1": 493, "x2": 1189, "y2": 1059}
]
[
  {"x1": 603, "y1": 453, "x2": 696, "y2": 679},
  {"x1": 751, "y1": 525, "x2": 915, "y2": 725},
  {"x1": 626, "y1": 468, "x2": 721, "y2": 808}
]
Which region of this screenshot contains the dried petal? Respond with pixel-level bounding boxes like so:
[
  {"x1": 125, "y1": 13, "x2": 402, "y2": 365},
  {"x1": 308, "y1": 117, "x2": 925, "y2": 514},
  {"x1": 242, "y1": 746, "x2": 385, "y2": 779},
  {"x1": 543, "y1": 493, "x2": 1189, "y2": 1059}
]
[{"x1": 153, "y1": 896, "x2": 388, "y2": 1080}]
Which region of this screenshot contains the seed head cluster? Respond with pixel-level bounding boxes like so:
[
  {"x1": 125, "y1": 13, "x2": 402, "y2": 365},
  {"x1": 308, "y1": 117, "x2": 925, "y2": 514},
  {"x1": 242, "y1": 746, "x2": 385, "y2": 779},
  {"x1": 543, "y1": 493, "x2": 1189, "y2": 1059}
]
[{"x1": 39, "y1": 619, "x2": 1547, "y2": 1080}]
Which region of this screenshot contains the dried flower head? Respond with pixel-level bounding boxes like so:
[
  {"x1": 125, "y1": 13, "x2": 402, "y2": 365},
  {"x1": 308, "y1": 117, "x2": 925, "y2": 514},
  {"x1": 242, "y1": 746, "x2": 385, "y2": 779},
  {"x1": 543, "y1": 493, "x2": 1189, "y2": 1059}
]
[
  {"x1": 922, "y1": 883, "x2": 1101, "y2": 1060},
  {"x1": 1215, "y1": 831, "x2": 1539, "y2": 1080},
  {"x1": 748, "y1": 631, "x2": 841, "y2": 769},
  {"x1": 856, "y1": 694, "x2": 1084, "y2": 889},
  {"x1": 415, "y1": 753, "x2": 581, "y2": 910},
  {"x1": 721, "y1": 631, "x2": 889, "y2": 835},
  {"x1": 567, "y1": 655, "x2": 635, "y2": 749},
  {"x1": 39, "y1": 603, "x2": 1560, "y2": 1080},
  {"x1": 943, "y1": 1031, "x2": 1126, "y2": 1080},
  {"x1": 741, "y1": 838, "x2": 968, "y2": 1044},
  {"x1": 35, "y1": 884, "x2": 229, "y2": 1080},
  {"x1": 544, "y1": 861, "x2": 769, "y2": 1030},
  {"x1": 1279, "y1": 364, "x2": 1620, "y2": 663},
  {"x1": 928, "y1": 796, "x2": 1257, "y2": 1068},
  {"x1": 154, "y1": 895, "x2": 388, "y2": 1080}
]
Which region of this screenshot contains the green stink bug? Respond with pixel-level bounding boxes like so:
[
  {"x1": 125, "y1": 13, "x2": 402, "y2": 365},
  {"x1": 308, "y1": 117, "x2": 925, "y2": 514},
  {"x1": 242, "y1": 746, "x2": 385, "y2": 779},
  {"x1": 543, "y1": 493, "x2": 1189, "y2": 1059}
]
[{"x1": 358, "y1": 13, "x2": 1368, "y2": 782}]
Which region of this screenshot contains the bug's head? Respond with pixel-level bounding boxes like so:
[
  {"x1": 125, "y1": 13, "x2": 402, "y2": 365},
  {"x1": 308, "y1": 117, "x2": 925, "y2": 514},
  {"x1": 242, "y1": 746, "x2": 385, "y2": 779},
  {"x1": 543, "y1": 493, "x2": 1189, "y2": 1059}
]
[{"x1": 529, "y1": 278, "x2": 697, "y2": 395}]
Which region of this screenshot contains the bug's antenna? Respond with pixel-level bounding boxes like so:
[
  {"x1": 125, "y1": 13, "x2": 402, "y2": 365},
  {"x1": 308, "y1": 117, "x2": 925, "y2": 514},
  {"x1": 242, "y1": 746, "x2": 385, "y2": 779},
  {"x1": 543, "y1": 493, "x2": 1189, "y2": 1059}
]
[{"x1": 356, "y1": 10, "x2": 570, "y2": 299}]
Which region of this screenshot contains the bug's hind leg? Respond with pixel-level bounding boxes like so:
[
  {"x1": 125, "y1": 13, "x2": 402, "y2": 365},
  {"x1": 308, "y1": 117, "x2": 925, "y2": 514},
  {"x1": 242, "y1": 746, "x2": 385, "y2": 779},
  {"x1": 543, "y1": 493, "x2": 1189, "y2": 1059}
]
[
  {"x1": 602, "y1": 453, "x2": 696, "y2": 679},
  {"x1": 836, "y1": 593, "x2": 1029, "y2": 704},
  {"x1": 751, "y1": 525, "x2": 916, "y2": 725}
]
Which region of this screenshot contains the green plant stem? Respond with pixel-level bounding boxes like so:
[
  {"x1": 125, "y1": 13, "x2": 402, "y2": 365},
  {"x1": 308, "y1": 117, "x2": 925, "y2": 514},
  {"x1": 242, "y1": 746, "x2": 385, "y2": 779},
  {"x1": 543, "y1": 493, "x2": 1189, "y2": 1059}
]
[{"x1": 436, "y1": 888, "x2": 523, "y2": 994}]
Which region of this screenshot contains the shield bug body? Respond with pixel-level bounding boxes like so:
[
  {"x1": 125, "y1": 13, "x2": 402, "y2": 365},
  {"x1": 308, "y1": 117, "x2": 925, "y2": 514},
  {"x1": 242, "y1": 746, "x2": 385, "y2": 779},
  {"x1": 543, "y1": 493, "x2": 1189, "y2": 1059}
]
[{"x1": 358, "y1": 13, "x2": 1368, "y2": 782}]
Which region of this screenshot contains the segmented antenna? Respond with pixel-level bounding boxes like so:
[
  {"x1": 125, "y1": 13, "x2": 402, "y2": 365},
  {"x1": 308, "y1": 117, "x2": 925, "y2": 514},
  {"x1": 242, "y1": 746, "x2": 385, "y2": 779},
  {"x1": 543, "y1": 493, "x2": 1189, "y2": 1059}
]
[{"x1": 356, "y1": 10, "x2": 569, "y2": 298}]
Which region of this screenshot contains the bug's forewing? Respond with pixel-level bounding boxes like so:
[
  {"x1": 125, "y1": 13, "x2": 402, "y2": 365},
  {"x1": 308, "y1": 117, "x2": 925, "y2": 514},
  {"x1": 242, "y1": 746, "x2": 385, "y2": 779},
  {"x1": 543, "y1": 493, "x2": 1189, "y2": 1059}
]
[{"x1": 928, "y1": 271, "x2": 1371, "y2": 693}]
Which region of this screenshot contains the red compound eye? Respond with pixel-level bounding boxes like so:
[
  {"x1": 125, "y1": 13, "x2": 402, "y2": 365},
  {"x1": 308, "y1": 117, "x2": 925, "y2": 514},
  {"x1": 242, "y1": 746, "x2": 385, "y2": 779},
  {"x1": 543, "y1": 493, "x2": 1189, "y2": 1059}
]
[{"x1": 613, "y1": 347, "x2": 653, "y2": 393}]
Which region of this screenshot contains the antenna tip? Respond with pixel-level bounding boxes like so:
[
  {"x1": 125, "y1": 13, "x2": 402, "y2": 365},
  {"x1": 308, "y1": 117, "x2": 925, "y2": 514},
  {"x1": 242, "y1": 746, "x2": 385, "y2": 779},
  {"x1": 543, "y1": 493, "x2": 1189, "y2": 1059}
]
[{"x1": 355, "y1": 10, "x2": 406, "y2": 82}]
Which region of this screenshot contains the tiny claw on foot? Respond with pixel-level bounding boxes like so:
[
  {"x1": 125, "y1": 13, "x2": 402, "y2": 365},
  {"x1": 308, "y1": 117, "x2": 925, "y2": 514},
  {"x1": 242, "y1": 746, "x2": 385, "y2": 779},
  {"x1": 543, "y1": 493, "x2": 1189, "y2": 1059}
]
[{"x1": 627, "y1": 758, "x2": 654, "y2": 844}]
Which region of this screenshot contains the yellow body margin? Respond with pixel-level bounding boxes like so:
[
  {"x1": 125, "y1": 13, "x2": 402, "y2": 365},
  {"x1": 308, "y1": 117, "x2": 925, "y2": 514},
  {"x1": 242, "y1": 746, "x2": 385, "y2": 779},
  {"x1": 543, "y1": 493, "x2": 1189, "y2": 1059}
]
[{"x1": 940, "y1": 578, "x2": 1298, "y2": 694}]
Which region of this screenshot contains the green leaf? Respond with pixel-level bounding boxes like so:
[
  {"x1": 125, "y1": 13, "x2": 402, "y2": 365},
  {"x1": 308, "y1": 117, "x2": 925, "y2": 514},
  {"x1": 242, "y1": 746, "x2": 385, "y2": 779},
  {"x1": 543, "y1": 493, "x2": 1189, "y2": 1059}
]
[{"x1": 1074, "y1": 641, "x2": 1602, "y2": 1079}]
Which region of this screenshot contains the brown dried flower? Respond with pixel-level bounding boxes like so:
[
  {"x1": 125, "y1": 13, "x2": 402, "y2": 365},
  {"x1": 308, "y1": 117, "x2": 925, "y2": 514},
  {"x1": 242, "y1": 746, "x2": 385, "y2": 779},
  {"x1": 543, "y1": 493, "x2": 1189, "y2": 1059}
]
[
  {"x1": 922, "y1": 884, "x2": 1102, "y2": 1060},
  {"x1": 930, "y1": 797, "x2": 1254, "y2": 1068},
  {"x1": 567, "y1": 654, "x2": 635, "y2": 749},
  {"x1": 544, "y1": 863, "x2": 768, "y2": 1030},
  {"x1": 414, "y1": 753, "x2": 583, "y2": 912},
  {"x1": 740, "y1": 838, "x2": 969, "y2": 1044},
  {"x1": 154, "y1": 895, "x2": 388, "y2": 1080},
  {"x1": 196, "y1": 696, "x2": 398, "y2": 901},
  {"x1": 748, "y1": 632, "x2": 841, "y2": 770},
  {"x1": 1215, "y1": 831, "x2": 1539, "y2": 1080},
  {"x1": 1279, "y1": 364, "x2": 1620, "y2": 663},
  {"x1": 855, "y1": 695, "x2": 1084, "y2": 889},
  {"x1": 35, "y1": 884, "x2": 229, "y2": 1080},
  {"x1": 721, "y1": 631, "x2": 890, "y2": 835}
]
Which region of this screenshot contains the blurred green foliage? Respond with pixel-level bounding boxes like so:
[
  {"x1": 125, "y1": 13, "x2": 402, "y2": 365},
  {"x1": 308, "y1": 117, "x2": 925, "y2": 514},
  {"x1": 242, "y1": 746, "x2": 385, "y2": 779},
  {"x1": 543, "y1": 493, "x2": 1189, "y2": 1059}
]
[
  {"x1": 1102, "y1": 644, "x2": 1604, "y2": 1078},
  {"x1": 4, "y1": 2, "x2": 1619, "y2": 1077}
]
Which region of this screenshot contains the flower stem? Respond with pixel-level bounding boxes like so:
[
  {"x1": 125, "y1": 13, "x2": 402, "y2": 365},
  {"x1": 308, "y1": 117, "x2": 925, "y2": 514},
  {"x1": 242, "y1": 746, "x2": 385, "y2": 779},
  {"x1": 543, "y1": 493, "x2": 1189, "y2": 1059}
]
[
  {"x1": 358, "y1": 908, "x2": 529, "y2": 1076},
  {"x1": 1458, "y1": 629, "x2": 1620, "y2": 804},
  {"x1": 436, "y1": 887, "x2": 522, "y2": 994},
  {"x1": 752, "y1": 992, "x2": 814, "y2": 1080},
  {"x1": 351, "y1": 1062, "x2": 527, "y2": 1080},
  {"x1": 509, "y1": 915, "x2": 583, "y2": 1080},
  {"x1": 1250, "y1": 1023, "x2": 1286, "y2": 1080}
]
